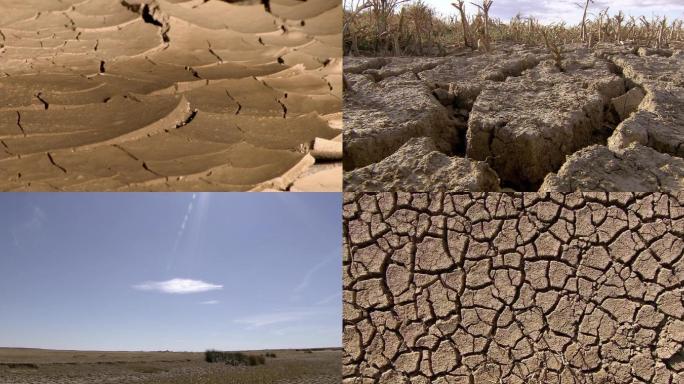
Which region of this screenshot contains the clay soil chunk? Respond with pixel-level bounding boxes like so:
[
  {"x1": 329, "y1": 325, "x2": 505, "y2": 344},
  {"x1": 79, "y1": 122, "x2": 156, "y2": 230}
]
[
  {"x1": 344, "y1": 137, "x2": 501, "y2": 191},
  {"x1": 609, "y1": 84, "x2": 684, "y2": 157},
  {"x1": 343, "y1": 72, "x2": 455, "y2": 170},
  {"x1": 541, "y1": 143, "x2": 684, "y2": 191},
  {"x1": 466, "y1": 61, "x2": 625, "y2": 190}
]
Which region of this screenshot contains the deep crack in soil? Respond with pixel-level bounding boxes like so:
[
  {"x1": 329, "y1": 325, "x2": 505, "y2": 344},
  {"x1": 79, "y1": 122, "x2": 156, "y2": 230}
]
[{"x1": 343, "y1": 43, "x2": 684, "y2": 192}]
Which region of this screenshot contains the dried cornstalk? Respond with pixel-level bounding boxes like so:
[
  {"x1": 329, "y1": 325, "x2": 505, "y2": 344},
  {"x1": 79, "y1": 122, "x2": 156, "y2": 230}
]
[{"x1": 451, "y1": 0, "x2": 473, "y2": 49}]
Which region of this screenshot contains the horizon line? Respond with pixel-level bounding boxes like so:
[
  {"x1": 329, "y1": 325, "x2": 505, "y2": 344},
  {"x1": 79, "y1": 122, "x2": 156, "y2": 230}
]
[{"x1": 0, "y1": 345, "x2": 343, "y2": 353}]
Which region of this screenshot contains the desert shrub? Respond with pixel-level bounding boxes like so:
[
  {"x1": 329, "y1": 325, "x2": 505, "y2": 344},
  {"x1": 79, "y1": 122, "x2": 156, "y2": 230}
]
[
  {"x1": 247, "y1": 355, "x2": 266, "y2": 366},
  {"x1": 265, "y1": 352, "x2": 277, "y2": 358},
  {"x1": 204, "y1": 350, "x2": 266, "y2": 366}
]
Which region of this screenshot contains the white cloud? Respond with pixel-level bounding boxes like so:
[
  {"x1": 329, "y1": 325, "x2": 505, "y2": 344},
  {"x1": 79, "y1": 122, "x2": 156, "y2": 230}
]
[
  {"x1": 133, "y1": 278, "x2": 223, "y2": 294},
  {"x1": 234, "y1": 311, "x2": 315, "y2": 329},
  {"x1": 200, "y1": 300, "x2": 220, "y2": 305}
]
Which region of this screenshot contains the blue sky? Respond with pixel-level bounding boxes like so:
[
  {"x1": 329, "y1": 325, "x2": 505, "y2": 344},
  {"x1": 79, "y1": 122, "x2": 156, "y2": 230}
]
[
  {"x1": 420, "y1": 0, "x2": 684, "y2": 24},
  {"x1": 0, "y1": 193, "x2": 341, "y2": 352}
]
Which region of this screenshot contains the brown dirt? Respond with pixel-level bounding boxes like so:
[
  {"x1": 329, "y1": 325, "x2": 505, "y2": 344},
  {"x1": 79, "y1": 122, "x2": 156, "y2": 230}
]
[
  {"x1": 343, "y1": 192, "x2": 684, "y2": 383},
  {"x1": 0, "y1": 0, "x2": 341, "y2": 191}
]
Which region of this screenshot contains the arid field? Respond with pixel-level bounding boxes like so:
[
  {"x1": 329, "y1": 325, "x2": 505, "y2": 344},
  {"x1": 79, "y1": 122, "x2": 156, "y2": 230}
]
[
  {"x1": 0, "y1": 348, "x2": 341, "y2": 384},
  {"x1": 0, "y1": 0, "x2": 342, "y2": 191}
]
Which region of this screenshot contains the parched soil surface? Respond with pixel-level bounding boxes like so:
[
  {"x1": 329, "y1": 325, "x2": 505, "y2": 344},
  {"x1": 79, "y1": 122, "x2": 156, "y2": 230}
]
[
  {"x1": 343, "y1": 44, "x2": 684, "y2": 192},
  {"x1": 0, "y1": 0, "x2": 342, "y2": 191},
  {"x1": 0, "y1": 348, "x2": 341, "y2": 384},
  {"x1": 343, "y1": 192, "x2": 684, "y2": 383}
]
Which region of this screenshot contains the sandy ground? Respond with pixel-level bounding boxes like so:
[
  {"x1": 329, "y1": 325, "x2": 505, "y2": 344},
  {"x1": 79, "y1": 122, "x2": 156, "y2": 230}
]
[
  {"x1": 0, "y1": 348, "x2": 341, "y2": 384},
  {"x1": 343, "y1": 43, "x2": 684, "y2": 192},
  {"x1": 0, "y1": 0, "x2": 342, "y2": 191}
]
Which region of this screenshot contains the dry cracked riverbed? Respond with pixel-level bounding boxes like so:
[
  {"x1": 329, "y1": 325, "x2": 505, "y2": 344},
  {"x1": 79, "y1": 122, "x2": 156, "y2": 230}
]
[
  {"x1": 0, "y1": 348, "x2": 341, "y2": 384},
  {"x1": 343, "y1": 192, "x2": 684, "y2": 383},
  {"x1": 343, "y1": 44, "x2": 684, "y2": 192},
  {"x1": 0, "y1": 0, "x2": 342, "y2": 191}
]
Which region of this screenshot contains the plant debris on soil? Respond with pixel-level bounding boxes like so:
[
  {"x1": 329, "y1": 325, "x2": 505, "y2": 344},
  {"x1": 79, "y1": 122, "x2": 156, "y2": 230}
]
[{"x1": 0, "y1": 0, "x2": 342, "y2": 191}]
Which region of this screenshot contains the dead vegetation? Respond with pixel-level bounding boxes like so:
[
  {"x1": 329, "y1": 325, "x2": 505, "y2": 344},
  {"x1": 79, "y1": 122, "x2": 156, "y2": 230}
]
[
  {"x1": 344, "y1": 0, "x2": 684, "y2": 192},
  {"x1": 344, "y1": 0, "x2": 684, "y2": 56}
]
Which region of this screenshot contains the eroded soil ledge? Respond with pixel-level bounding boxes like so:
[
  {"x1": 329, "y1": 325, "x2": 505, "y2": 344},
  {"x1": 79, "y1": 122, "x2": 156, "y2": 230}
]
[
  {"x1": 343, "y1": 192, "x2": 684, "y2": 383},
  {"x1": 343, "y1": 43, "x2": 684, "y2": 192}
]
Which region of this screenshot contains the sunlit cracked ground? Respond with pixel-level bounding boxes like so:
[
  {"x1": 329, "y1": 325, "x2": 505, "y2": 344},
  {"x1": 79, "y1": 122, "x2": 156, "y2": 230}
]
[
  {"x1": 343, "y1": 192, "x2": 684, "y2": 383},
  {"x1": 343, "y1": 44, "x2": 684, "y2": 192},
  {"x1": 0, "y1": 0, "x2": 342, "y2": 191}
]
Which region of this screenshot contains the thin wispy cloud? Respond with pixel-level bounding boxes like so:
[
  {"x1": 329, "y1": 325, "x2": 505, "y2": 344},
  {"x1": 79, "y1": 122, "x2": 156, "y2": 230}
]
[
  {"x1": 12, "y1": 205, "x2": 48, "y2": 248},
  {"x1": 315, "y1": 292, "x2": 341, "y2": 306},
  {"x1": 133, "y1": 278, "x2": 222, "y2": 294},
  {"x1": 171, "y1": 193, "x2": 197, "y2": 254},
  {"x1": 200, "y1": 300, "x2": 220, "y2": 305},
  {"x1": 293, "y1": 254, "x2": 336, "y2": 294},
  {"x1": 26, "y1": 206, "x2": 47, "y2": 231},
  {"x1": 234, "y1": 311, "x2": 316, "y2": 329}
]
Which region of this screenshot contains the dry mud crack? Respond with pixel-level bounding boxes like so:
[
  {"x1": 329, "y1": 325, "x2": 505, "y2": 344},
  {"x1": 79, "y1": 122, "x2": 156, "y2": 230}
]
[
  {"x1": 343, "y1": 192, "x2": 684, "y2": 383},
  {"x1": 343, "y1": 44, "x2": 684, "y2": 192},
  {"x1": 0, "y1": 0, "x2": 342, "y2": 191}
]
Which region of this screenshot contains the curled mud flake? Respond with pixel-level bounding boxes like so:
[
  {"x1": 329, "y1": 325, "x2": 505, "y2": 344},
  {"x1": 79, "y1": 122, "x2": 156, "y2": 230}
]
[{"x1": 0, "y1": 0, "x2": 341, "y2": 191}]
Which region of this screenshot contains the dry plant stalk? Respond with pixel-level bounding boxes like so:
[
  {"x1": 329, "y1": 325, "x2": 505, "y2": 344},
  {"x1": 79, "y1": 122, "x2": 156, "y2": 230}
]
[
  {"x1": 470, "y1": 0, "x2": 493, "y2": 51},
  {"x1": 577, "y1": 0, "x2": 593, "y2": 43},
  {"x1": 542, "y1": 28, "x2": 564, "y2": 72},
  {"x1": 451, "y1": 0, "x2": 473, "y2": 49},
  {"x1": 615, "y1": 11, "x2": 625, "y2": 43}
]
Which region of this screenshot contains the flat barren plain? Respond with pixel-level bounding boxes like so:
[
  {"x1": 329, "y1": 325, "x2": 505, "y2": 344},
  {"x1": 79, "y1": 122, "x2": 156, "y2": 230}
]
[
  {"x1": 0, "y1": 348, "x2": 341, "y2": 384},
  {"x1": 0, "y1": 0, "x2": 342, "y2": 191}
]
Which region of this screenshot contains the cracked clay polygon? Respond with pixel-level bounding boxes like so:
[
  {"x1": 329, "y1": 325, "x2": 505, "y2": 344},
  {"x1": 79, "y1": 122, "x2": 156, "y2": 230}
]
[{"x1": 343, "y1": 192, "x2": 683, "y2": 384}]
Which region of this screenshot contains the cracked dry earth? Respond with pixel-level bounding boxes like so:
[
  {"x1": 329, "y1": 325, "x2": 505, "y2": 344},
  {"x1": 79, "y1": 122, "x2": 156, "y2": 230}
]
[
  {"x1": 343, "y1": 44, "x2": 684, "y2": 192},
  {"x1": 343, "y1": 192, "x2": 684, "y2": 383},
  {"x1": 0, "y1": 0, "x2": 342, "y2": 191}
]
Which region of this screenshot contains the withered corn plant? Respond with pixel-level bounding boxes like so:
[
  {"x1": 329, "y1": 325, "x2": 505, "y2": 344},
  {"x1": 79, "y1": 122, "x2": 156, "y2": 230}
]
[
  {"x1": 470, "y1": 0, "x2": 493, "y2": 51},
  {"x1": 343, "y1": 0, "x2": 684, "y2": 56},
  {"x1": 542, "y1": 26, "x2": 565, "y2": 72},
  {"x1": 451, "y1": 0, "x2": 473, "y2": 49}
]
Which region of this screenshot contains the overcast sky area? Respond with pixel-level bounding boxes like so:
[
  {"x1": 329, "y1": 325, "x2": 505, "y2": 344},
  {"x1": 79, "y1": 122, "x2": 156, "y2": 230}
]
[
  {"x1": 0, "y1": 193, "x2": 341, "y2": 352},
  {"x1": 422, "y1": 0, "x2": 684, "y2": 24}
]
